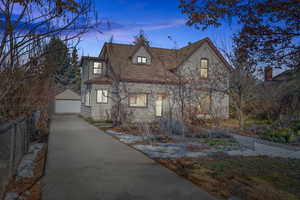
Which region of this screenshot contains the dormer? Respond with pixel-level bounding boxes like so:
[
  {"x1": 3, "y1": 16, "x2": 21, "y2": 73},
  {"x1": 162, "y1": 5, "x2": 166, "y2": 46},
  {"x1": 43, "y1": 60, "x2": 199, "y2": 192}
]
[{"x1": 131, "y1": 45, "x2": 152, "y2": 65}]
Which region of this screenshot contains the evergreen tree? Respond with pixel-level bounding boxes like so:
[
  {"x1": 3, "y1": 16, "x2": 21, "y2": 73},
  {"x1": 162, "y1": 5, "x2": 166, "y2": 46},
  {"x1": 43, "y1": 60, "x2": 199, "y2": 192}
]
[
  {"x1": 133, "y1": 30, "x2": 150, "y2": 46},
  {"x1": 70, "y1": 47, "x2": 81, "y2": 92},
  {"x1": 44, "y1": 38, "x2": 71, "y2": 87},
  {"x1": 44, "y1": 38, "x2": 80, "y2": 91}
]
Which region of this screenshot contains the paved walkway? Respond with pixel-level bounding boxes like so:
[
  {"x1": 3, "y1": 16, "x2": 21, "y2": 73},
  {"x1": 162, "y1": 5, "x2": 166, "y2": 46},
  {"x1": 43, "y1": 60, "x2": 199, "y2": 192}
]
[{"x1": 42, "y1": 115, "x2": 215, "y2": 200}]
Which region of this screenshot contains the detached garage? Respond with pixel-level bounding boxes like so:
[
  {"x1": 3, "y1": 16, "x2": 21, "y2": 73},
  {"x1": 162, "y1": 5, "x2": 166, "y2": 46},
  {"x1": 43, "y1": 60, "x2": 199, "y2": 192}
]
[{"x1": 55, "y1": 89, "x2": 81, "y2": 114}]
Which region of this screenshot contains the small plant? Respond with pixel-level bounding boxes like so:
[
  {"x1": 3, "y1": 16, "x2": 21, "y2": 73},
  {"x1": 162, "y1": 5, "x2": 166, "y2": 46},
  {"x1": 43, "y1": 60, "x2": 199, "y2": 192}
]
[
  {"x1": 291, "y1": 120, "x2": 300, "y2": 132},
  {"x1": 263, "y1": 128, "x2": 299, "y2": 143}
]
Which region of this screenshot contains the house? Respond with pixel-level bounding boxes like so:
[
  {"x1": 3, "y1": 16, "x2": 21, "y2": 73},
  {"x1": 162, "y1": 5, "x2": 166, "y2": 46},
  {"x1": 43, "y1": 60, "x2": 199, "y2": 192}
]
[
  {"x1": 80, "y1": 37, "x2": 233, "y2": 122},
  {"x1": 55, "y1": 89, "x2": 81, "y2": 114}
]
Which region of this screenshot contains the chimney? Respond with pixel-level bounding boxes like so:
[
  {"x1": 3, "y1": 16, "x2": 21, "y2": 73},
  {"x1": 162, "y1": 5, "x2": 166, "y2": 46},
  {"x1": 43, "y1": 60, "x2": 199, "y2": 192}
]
[{"x1": 265, "y1": 66, "x2": 273, "y2": 81}]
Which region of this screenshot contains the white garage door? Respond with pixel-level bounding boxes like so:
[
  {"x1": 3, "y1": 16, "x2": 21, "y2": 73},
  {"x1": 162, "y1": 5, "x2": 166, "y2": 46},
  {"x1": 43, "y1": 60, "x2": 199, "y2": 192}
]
[{"x1": 55, "y1": 100, "x2": 81, "y2": 114}]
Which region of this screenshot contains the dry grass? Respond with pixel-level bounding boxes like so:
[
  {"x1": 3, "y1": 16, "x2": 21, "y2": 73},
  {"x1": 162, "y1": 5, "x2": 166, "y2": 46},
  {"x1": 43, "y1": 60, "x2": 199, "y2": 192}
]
[{"x1": 157, "y1": 156, "x2": 300, "y2": 200}]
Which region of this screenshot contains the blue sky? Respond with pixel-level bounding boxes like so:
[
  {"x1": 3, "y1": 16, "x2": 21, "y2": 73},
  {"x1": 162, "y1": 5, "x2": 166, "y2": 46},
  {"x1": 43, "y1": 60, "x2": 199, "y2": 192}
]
[{"x1": 79, "y1": 0, "x2": 240, "y2": 57}]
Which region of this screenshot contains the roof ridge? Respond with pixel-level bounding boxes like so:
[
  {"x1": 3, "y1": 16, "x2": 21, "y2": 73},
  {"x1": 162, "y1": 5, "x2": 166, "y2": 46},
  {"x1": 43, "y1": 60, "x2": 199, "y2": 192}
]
[{"x1": 107, "y1": 37, "x2": 210, "y2": 51}]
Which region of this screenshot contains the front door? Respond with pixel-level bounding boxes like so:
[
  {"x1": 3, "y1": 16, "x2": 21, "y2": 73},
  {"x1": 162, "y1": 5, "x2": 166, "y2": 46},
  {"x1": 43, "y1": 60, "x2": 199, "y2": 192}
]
[{"x1": 155, "y1": 94, "x2": 164, "y2": 117}]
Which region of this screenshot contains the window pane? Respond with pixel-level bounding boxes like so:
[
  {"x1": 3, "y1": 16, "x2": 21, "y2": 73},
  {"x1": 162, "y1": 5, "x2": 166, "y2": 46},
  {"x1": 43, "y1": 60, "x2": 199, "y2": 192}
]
[
  {"x1": 103, "y1": 90, "x2": 108, "y2": 102},
  {"x1": 201, "y1": 59, "x2": 208, "y2": 68},
  {"x1": 97, "y1": 90, "x2": 108, "y2": 103},
  {"x1": 129, "y1": 94, "x2": 147, "y2": 107},
  {"x1": 94, "y1": 62, "x2": 102, "y2": 74},
  {"x1": 129, "y1": 95, "x2": 137, "y2": 104},
  {"x1": 142, "y1": 57, "x2": 147, "y2": 63},
  {"x1": 199, "y1": 59, "x2": 208, "y2": 78},
  {"x1": 200, "y1": 68, "x2": 208, "y2": 78},
  {"x1": 137, "y1": 57, "x2": 142, "y2": 63}
]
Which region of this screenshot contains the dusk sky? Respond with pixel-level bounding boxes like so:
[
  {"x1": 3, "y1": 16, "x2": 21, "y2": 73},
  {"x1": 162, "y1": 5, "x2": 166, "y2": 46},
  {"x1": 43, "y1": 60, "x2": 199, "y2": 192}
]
[{"x1": 79, "y1": 0, "x2": 240, "y2": 57}]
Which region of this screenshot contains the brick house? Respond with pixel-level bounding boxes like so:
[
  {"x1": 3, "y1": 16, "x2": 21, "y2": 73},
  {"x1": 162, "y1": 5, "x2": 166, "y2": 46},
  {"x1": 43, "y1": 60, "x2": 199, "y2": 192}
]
[{"x1": 80, "y1": 37, "x2": 233, "y2": 122}]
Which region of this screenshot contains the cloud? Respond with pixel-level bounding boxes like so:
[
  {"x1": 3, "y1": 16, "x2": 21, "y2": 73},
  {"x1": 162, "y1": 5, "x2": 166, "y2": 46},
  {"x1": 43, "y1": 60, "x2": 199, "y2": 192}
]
[{"x1": 96, "y1": 19, "x2": 186, "y2": 43}]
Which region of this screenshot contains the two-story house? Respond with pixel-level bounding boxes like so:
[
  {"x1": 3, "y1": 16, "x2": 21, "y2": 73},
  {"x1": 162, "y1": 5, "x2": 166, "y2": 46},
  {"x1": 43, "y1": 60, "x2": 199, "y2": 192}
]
[{"x1": 80, "y1": 37, "x2": 233, "y2": 122}]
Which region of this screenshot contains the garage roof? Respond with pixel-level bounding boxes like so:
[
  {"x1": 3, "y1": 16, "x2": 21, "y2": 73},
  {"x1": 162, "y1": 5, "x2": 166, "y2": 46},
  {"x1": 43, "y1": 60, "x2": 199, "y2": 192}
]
[{"x1": 55, "y1": 89, "x2": 80, "y2": 100}]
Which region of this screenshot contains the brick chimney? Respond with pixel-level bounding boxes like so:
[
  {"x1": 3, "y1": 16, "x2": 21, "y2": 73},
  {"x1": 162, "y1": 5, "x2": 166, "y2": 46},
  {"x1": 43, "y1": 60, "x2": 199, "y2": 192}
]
[{"x1": 265, "y1": 66, "x2": 273, "y2": 81}]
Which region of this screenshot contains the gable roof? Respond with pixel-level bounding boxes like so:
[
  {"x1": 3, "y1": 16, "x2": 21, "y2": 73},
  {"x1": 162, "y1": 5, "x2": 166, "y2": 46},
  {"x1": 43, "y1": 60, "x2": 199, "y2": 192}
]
[
  {"x1": 175, "y1": 37, "x2": 233, "y2": 72},
  {"x1": 86, "y1": 38, "x2": 233, "y2": 85},
  {"x1": 55, "y1": 89, "x2": 80, "y2": 100}
]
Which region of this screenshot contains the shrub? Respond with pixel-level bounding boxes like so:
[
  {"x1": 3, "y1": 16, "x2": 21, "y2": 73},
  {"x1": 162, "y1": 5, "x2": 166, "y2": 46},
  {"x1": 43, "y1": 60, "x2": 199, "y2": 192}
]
[
  {"x1": 291, "y1": 120, "x2": 300, "y2": 132},
  {"x1": 263, "y1": 128, "x2": 298, "y2": 143}
]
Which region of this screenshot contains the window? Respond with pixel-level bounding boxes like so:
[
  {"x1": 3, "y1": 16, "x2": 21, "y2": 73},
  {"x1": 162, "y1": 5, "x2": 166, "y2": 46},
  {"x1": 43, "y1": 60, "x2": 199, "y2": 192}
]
[
  {"x1": 137, "y1": 56, "x2": 147, "y2": 64},
  {"x1": 93, "y1": 62, "x2": 103, "y2": 74},
  {"x1": 96, "y1": 89, "x2": 108, "y2": 103},
  {"x1": 199, "y1": 58, "x2": 208, "y2": 78},
  {"x1": 198, "y1": 94, "x2": 211, "y2": 113},
  {"x1": 129, "y1": 94, "x2": 147, "y2": 107},
  {"x1": 85, "y1": 91, "x2": 90, "y2": 106}
]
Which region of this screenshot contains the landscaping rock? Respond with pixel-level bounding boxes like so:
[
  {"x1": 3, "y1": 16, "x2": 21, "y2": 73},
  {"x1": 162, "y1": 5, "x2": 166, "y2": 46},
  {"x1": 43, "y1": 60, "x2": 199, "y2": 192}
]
[
  {"x1": 17, "y1": 143, "x2": 44, "y2": 180},
  {"x1": 4, "y1": 192, "x2": 24, "y2": 200}
]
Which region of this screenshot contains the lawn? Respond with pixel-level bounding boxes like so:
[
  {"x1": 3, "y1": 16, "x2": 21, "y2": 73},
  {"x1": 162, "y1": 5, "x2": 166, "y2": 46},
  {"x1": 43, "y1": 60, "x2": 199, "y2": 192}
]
[{"x1": 157, "y1": 156, "x2": 300, "y2": 200}]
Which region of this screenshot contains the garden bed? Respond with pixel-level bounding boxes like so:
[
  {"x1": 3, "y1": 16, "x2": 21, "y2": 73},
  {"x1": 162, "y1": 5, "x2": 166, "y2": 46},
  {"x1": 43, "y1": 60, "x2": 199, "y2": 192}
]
[{"x1": 99, "y1": 124, "x2": 300, "y2": 200}]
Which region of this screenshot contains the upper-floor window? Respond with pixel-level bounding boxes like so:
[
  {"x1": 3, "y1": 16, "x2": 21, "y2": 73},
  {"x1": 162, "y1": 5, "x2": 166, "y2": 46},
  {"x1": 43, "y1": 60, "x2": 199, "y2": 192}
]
[
  {"x1": 137, "y1": 56, "x2": 147, "y2": 64},
  {"x1": 96, "y1": 89, "x2": 108, "y2": 103},
  {"x1": 129, "y1": 93, "x2": 148, "y2": 107},
  {"x1": 93, "y1": 62, "x2": 103, "y2": 74},
  {"x1": 199, "y1": 58, "x2": 208, "y2": 78}
]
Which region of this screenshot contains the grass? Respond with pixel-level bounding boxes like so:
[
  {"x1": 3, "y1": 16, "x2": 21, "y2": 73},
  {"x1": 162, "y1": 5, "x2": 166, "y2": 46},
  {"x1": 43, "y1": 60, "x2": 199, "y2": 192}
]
[
  {"x1": 200, "y1": 138, "x2": 238, "y2": 147},
  {"x1": 226, "y1": 118, "x2": 273, "y2": 126},
  {"x1": 157, "y1": 156, "x2": 300, "y2": 200}
]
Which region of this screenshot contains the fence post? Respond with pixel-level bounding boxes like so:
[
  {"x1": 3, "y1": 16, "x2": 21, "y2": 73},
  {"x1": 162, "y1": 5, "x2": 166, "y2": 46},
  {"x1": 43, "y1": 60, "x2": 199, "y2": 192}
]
[{"x1": 8, "y1": 124, "x2": 16, "y2": 177}]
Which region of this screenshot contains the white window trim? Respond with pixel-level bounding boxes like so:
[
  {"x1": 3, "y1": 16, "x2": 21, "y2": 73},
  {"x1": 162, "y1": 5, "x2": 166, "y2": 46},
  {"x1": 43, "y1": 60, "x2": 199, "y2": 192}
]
[
  {"x1": 199, "y1": 58, "x2": 209, "y2": 78},
  {"x1": 129, "y1": 93, "x2": 148, "y2": 107},
  {"x1": 93, "y1": 62, "x2": 103, "y2": 74},
  {"x1": 137, "y1": 56, "x2": 147, "y2": 64},
  {"x1": 96, "y1": 89, "x2": 108, "y2": 103}
]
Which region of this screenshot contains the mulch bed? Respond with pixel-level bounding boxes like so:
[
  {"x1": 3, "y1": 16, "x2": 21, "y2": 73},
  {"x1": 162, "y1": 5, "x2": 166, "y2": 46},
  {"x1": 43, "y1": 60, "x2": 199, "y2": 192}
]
[
  {"x1": 2, "y1": 144, "x2": 47, "y2": 200},
  {"x1": 187, "y1": 144, "x2": 210, "y2": 152}
]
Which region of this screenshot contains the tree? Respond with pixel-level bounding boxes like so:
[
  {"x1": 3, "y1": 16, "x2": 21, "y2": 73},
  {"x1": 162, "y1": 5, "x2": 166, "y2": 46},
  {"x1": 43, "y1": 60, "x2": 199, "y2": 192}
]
[
  {"x1": 0, "y1": 0, "x2": 99, "y2": 119},
  {"x1": 228, "y1": 27, "x2": 258, "y2": 130},
  {"x1": 179, "y1": 0, "x2": 300, "y2": 70},
  {"x1": 44, "y1": 37, "x2": 70, "y2": 86},
  {"x1": 133, "y1": 29, "x2": 150, "y2": 46},
  {"x1": 70, "y1": 47, "x2": 81, "y2": 92},
  {"x1": 44, "y1": 38, "x2": 81, "y2": 89}
]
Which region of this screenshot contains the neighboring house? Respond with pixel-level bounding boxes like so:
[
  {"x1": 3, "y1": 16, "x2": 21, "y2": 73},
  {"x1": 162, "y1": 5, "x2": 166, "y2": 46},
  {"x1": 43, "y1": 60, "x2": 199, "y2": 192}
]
[
  {"x1": 80, "y1": 37, "x2": 233, "y2": 122},
  {"x1": 264, "y1": 66, "x2": 300, "y2": 115},
  {"x1": 55, "y1": 89, "x2": 81, "y2": 114}
]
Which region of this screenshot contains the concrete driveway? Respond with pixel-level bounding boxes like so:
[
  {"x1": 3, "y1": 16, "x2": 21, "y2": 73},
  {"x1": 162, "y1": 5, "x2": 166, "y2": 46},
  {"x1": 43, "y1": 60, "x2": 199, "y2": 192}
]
[{"x1": 42, "y1": 115, "x2": 216, "y2": 200}]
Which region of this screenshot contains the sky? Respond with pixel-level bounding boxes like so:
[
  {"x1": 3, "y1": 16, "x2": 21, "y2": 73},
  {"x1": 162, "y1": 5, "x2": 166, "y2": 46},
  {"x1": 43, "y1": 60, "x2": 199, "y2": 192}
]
[{"x1": 78, "y1": 0, "x2": 240, "y2": 57}]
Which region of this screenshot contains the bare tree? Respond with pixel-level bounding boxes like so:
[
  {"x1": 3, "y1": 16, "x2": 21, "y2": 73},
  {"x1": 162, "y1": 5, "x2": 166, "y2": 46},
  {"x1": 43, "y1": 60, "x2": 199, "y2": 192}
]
[{"x1": 0, "y1": 0, "x2": 100, "y2": 119}]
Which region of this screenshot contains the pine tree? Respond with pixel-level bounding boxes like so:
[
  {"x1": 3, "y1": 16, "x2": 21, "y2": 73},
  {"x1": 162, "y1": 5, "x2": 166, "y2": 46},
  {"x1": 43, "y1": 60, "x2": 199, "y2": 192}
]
[
  {"x1": 133, "y1": 30, "x2": 150, "y2": 46},
  {"x1": 44, "y1": 38, "x2": 81, "y2": 91},
  {"x1": 70, "y1": 47, "x2": 81, "y2": 92}
]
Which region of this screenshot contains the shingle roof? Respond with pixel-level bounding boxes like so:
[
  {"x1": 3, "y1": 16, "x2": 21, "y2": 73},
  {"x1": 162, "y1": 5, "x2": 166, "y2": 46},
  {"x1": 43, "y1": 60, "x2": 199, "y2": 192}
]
[
  {"x1": 80, "y1": 56, "x2": 104, "y2": 67},
  {"x1": 85, "y1": 38, "x2": 233, "y2": 85},
  {"x1": 100, "y1": 43, "x2": 181, "y2": 84}
]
